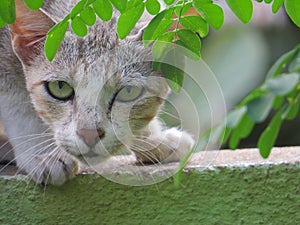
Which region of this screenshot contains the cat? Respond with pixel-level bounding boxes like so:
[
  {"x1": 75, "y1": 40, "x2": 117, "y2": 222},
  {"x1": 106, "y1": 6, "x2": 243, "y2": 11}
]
[{"x1": 0, "y1": 0, "x2": 194, "y2": 185}]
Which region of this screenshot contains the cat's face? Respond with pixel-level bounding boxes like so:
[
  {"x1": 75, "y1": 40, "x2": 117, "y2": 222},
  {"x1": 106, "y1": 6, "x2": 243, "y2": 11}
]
[
  {"x1": 9, "y1": 2, "x2": 169, "y2": 165},
  {"x1": 23, "y1": 31, "x2": 168, "y2": 165}
]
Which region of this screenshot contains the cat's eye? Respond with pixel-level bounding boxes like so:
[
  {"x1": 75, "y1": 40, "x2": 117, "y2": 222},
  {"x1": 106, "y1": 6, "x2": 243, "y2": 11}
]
[
  {"x1": 116, "y1": 86, "x2": 144, "y2": 102},
  {"x1": 45, "y1": 81, "x2": 74, "y2": 101}
]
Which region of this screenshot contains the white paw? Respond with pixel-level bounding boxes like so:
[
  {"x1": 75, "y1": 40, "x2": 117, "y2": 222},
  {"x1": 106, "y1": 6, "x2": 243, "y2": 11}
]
[
  {"x1": 162, "y1": 128, "x2": 195, "y2": 162},
  {"x1": 19, "y1": 152, "x2": 78, "y2": 186},
  {"x1": 133, "y1": 128, "x2": 195, "y2": 163}
]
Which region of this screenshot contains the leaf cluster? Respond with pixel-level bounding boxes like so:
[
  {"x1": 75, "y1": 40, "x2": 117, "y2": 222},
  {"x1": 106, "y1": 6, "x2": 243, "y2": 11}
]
[
  {"x1": 204, "y1": 45, "x2": 300, "y2": 158},
  {"x1": 0, "y1": 0, "x2": 299, "y2": 60},
  {"x1": 1, "y1": 0, "x2": 300, "y2": 92}
]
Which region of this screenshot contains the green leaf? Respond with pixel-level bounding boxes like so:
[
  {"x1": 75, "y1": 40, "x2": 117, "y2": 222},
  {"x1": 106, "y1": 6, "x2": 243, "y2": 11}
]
[
  {"x1": 117, "y1": 3, "x2": 145, "y2": 39},
  {"x1": 179, "y1": 16, "x2": 209, "y2": 38},
  {"x1": 264, "y1": 73, "x2": 299, "y2": 96},
  {"x1": 288, "y1": 50, "x2": 300, "y2": 72},
  {"x1": 164, "y1": 0, "x2": 175, "y2": 5},
  {"x1": 80, "y1": 6, "x2": 96, "y2": 26},
  {"x1": 23, "y1": 0, "x2": 44, "y2": 10},
  {"x1": 160, "y1": 48, "x2": 185, "y2": 93},
  {"x1": 228, "y1": 115, "x2": 255, "y2": 149},
  {"x1": 161, "y1": 64, "x2": 184, "y2": 93},
  {"x1": 45, "y1": 20, "x2": 69, "y2": 61},
  {"x1": 229, "y1": 114, "x2": 255, "y2": 149},
  {"x1": 0, "y1": 0, "x2": 16, "y2": 24},
  {"x1": 127, "y1": 0, "x2": 144, "y2": 9},
  {"x1": 220, "y1": 126, "x2": 231, "y2": 144},
  {"x1": 247, "y1": 94, "x2": 275, "y2": 122},
  {"x1": 71, "y1": 16, "x2": 88, "y2": 37},
  {"x1": 175, "y1": 2, "x2": 192, "y2": 16},
  {"x1": 272, "y1": 96, "x2": 284, "y2": 109},
  {"x1": 266, "y1": 46, "x2": 300, "y2": 79},
  {"x1": 225, "y1": 0, "x2": 253, "y2": 24},
  {"x1": 226, "y1": 106, "x2": 247, "y2": 128},
  {"x1": 110, "y1": 0, "x2": 127, "y2": 12},
  {"x1": 239, "y1": 89, "x2": 267, "y2": 106},
  {"x1": 272, "y1": 0, "x2": 284, "y2": 13},
  {"x1": 146, "y1": 0, "x2": 161, "y2": 15},
  {"x1": 0, "y1": 16, "x2": 6, "y2": 28},
  {"x1": 193, "y1": 1, "x2": 224, "y2": 29},
  {"x1": 264, "y1": 0, "x2": 272, "y2": 3},
  {"x1": 143, "y1": 9, "x2": 174, "y2": 46},
  {"x1": 70, "y1": 0, "x2": 86, "y2": 19},
  {"x1": 93, "y1": 0, "x2": 113, "y2": 21},
  {"x1": 284, "y1": 101, "x2": 300, "y2": 121},
  {"x1": 258, "y1": 109, "x2": 283, "y2": 158},
  {"x1": 152, "y1": 32, "x2": 174, "y2": 61},
  {"x1": 175, "y1": 30, "x2": 201, "y2": 60},
  {"x1": 173, "y1": 144, "x2": 195, "y2": 187},
  {"x1": 229, "y1": 129, "x2": 240, "y2": 149},
  {"x1": 285, "y1": 0, "x2": 300, "y2": 27},
  {"x1": 193, "y1": 0, "x2": 212, "y2": 3},
  {"x1": 239, "y1": 115, "x2": 255, "y2": 139}
]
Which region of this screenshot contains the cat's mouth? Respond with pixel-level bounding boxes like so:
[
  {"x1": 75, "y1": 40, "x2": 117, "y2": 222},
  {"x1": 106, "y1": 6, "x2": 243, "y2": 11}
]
[
  {"x1": 80, "y1": 150, "x2": 100, "y2": 158},
  {"x1": 73, "y1": 148, "x2": 112, "y2": 165},
  {"x1": 76, "y1": 152, "x2": 102, "y2": 165},
  {"x1": 62, "y1": 142, "x2": 125, "y2": 165}
]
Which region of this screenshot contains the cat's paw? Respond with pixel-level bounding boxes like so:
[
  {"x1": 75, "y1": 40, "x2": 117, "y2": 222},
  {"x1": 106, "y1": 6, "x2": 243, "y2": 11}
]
[
  {"x1": 20, "y1": 153, "x2": 78, "y2": 186},
  {"x1": 133, "y1": 128, "x2": 195, "y2": 163},
  {"x1": 161, "y1": 128, "x2": 195, "y2": 162}
]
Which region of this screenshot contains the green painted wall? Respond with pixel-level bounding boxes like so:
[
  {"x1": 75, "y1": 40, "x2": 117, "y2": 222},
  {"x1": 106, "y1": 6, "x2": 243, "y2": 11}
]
[{"x1": 0, "y1": 164, "x2": 299, "y2": 224}]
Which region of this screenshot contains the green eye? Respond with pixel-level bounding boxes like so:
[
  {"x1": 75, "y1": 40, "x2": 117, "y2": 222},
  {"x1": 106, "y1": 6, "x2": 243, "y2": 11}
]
[
  {"x1": 45, "y1": 81, "x2": 74, "y2": 101},
  {"x1": 116, "y1": 86, "x2": 144, "y2": 102}
]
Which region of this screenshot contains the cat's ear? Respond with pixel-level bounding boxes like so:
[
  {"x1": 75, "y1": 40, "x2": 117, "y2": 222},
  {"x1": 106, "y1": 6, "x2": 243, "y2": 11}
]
[{"x1": 9, "y1": 0, "x2": 55, "y2": 65}]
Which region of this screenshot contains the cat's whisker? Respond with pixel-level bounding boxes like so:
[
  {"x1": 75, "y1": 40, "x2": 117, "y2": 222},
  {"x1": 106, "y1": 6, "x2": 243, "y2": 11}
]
[
  {"x1": 0, "y1": 133, "x2": 54, "y2": 153},
  {"x1": 129, "y1": 144, "x2": 161, "y2": 165},
  {"x1": 43, "y1": 147, "x2": 63, "y2": 187},
  {"x1": 0, "y1": 135, "x2": 54, "y2": 188},
  {"x1": 0, "y1": 134, "x2": 55, "y2": 163},
  {"x1": 0, "y1": 140, "x2": 56, "y2": 176},
  {"x1": 134, "y1": 134, "x2": 182, "y2": 152},
  {"x1": 132, "y1": 137, "x2": 164, "y2": 150},
  {"x1": 10, "y1": 136, "x2": 55, "y2": 159},
  {"x1": 4, "y1": 132, "x2": 53, "y2": 141},
  {"x1": 36, "y1": 146, "x2": 61, "y2": 190},
  {"x1": 20, "y1": 141, "x2": 57, "y2": 167},
  {"x1": 0, "y1": 141, "x2": 55, "y2": 176},
  {"x1": 0, "y1": 131, "x2": 53, "y2": 146},
  {"x1": 131, "y1": 134, "x2": 185, "y2": 164},
  {"x1": 24, "y1": 144, "x2": 59, "y2": 186},
  {"x1": 29, "y1": 146, "x2": 60, "y2": 193},
  {"x1": 4, "y1": 143, "x2": 58, "y2": 202}
]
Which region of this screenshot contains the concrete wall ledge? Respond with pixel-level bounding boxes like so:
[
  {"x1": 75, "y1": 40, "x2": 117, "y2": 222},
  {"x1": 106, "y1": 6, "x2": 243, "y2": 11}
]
[{"x1": 0, "y1": 147, "x2": 299, "y2": 224}]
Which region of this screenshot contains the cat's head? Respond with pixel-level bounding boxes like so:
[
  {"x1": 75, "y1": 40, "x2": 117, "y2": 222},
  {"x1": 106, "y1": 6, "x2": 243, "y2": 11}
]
[{"x1": 9, "y1": 0, "x2": 169, "y2": 165}]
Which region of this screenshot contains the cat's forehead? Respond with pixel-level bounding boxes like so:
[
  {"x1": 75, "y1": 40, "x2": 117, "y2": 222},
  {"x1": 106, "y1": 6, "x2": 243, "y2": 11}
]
[
  {"x1": 50, "y1": 33, "x2": 152, "y2": 78},
  {"x1": 42, "y1": 44, "x2": 153, "y2": 91}
]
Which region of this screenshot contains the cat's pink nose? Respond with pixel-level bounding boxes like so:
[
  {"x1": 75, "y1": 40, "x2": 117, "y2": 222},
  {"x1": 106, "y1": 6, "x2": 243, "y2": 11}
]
[{"x1": 76, "y1": 129, "x2": 105, "y2": 147}]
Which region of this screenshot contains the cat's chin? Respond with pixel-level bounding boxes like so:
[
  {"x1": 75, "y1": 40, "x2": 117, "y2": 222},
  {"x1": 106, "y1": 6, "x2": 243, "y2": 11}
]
[{"x1": 76, "y1": 154, "x2": 109, "y2": 166}]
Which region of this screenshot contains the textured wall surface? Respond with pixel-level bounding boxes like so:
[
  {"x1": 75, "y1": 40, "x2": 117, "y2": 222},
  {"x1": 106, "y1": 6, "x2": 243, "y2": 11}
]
[{"x1": 0, "y1": 148, "x2": 299, "y2": 224}]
